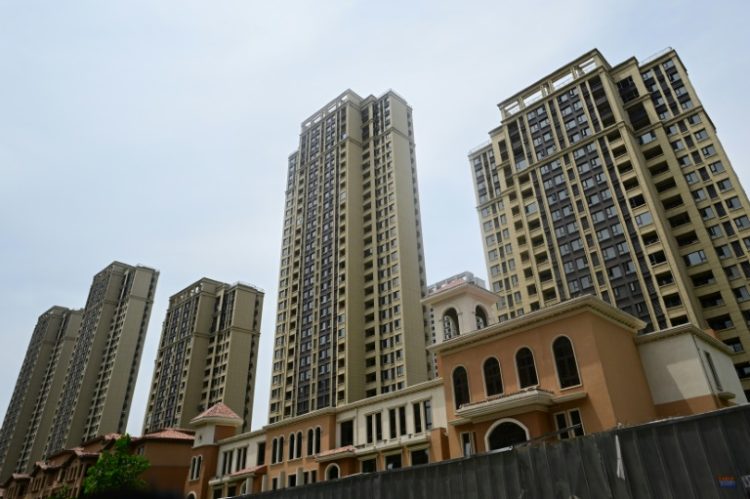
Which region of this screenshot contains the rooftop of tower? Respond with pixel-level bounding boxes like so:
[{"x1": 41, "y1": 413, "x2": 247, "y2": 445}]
[{"x1": 494, "y1": 47, "x2": 679, "y2": 125}]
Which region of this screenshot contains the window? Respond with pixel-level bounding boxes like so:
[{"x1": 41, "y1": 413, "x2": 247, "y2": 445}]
[
  {"x1": 635, "y1": 212, "x2": 653, "y2": 227},
  {"x1": 475, "y1": 306, "x2": 488, "y2": 329},
  {"x1": 189, "y1": 455, "x2": 203, "y2": 481},
  {"x1": 339, "y1": 421, "x2": 353, "y2": 447},
  {"x1": 452, "y1": 367, "x2": 470, "y2": 409},
  {"x1": 221, "y1": 450, "x2": 233, "y2": 476},
  {"x1": 735, "y1": 216, "x2": 750, "y2": 230},
  {"x1": 684, "y1": 250, "x2": 707, "y2": 267},
  {"x1": 724, "y1": 337, "x2": 744, "y2": 353},
  {"x1": 709, "y1": 161, "x2": 725, "y2": 174},
  {"x1": 256, "y1": 442, "x2": 266, "y2": 466},
  {"x1": 516, "y1": 348, "x2": 538, "y2": 388},
  {"x1": 553, "y1": 337, "x2": 581, "y2": 388},
  {"x1": 460, "y1": 432, "x2": 475, "y2": 457},
  {"x1": 734, "y1": 286, "x2": 750, "y2": 302},
  {"x1": 365, "y1": 413, "x2": 383, "y2": 443},
  {"x1": 385, "y1": 453, "x2": 402, "y2": 470},
  {"x1": 388, "y1": 406, "x2": 407, "y2": 438},
  {"x1": 727, "y1": 197, "x2": 742, "y2": 211},
  {"x1": 554, "y1": 409, "x2": 585, "y2": 439},
  {"x1": 483, "y1": 358, "x2": 503, "y2": 396},
  {"x1": 361, "y1": 459, "x2": 377, "y2": 473},
  {"x1": 411, "y1": 449, "x2": 430, "y2": 466}
]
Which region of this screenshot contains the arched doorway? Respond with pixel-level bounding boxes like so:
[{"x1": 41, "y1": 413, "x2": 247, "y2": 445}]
[
  {"x1": 486, "y1": 420, "x2": 528, "y2": 451},
  {"x1": 325, "y1": 463, "x2": 340, "y2": 480}
]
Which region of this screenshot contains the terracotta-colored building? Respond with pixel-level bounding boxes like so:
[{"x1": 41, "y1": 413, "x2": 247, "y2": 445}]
[
  {"x1": 1, "y1": 430, "x2": 193, "y2": 499},
  {"x1": 183, "y1": 282, "x2": 745, "y2": 498},
  {"x1": 425, "y1": 280, "x2": 744, "y2": 456}
]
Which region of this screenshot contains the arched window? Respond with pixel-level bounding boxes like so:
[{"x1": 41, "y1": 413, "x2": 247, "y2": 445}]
[
  {"x1": 189, "y1": 456, "x2": 202, "y2": 481},
  {"x1": 443, "y1": 308, "x2": 460, "y2": 340},
  {"x1": 278, "y1": 436, "x2": 285, "y2": 463},
  {"x1": 325, "y1": 463, "x2": 340, "y2": 480},
  {"x1": 475, "y1": 306, "x2": 488, "y2": 330},
  {"x1": 288, "y1": 433, "x2": 295, "y2": 460},
  {"x1": 314, "y1": 427, "x2": 321, "y2": 454},
  {"x1": 553, "y1": 337, "x2": 581, "y2": 388},
  {"x1": 296, "y1": 431, "x2": 303, "y2": 459},
  {"x1": 516, "y1": 348, "x2": 538, "y2": 388},
  {"x1": 483, "y1": 358, "x2": 503, "y2": 396},
  {"x1": 271, "y1": 438, "x2": 278, "y2": 464},
  {"x1": 307, "y1": 428, "x2": 314, "y2": 456},
  {"x1": 452, "y1": 366, "x2": 470, "y2": 409}
]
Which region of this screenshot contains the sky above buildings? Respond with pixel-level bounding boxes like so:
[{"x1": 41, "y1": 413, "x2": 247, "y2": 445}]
[{"x1": 1, "y1": 0, "x2": 749, "y2": 434}]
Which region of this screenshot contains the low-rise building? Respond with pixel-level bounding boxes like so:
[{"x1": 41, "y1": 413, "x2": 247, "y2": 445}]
[
  {"x1": 184, "y1": 281, "x2": 745, "y2": 498},
  {"x1": 1, "y1": 430, "x2": 193, "y2": 499}
]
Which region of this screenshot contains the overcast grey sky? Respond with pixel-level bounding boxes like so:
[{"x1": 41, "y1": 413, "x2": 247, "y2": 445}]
[{"x1": 1, "y1": 0, "x2": 749, "y2": 433}]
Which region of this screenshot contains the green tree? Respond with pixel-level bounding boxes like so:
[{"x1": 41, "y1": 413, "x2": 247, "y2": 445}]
[{"x1": 83, "y1": 435, "x2": 150, "y2": 496}]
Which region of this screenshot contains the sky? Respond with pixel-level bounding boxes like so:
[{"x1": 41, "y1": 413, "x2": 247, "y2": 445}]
[{"x1": 1, "y1": 0, "x2": 749, "y2": 434}]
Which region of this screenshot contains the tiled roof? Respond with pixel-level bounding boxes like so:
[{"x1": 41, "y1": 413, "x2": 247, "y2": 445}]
[
  {"x1": 191, "y1": 403, "x2": 242, "y2": 423},
  {"x1": 137, "y1": 429, "x2": 194, "y2": 441}
]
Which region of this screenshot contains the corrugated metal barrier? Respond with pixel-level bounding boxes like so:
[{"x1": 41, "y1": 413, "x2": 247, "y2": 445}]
[{"x1": 244, "y1": 404, "x2": 750, "y2": 498}]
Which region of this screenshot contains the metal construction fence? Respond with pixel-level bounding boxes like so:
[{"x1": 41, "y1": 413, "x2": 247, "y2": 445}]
[{"x1": 245, "y1": 404, "x2": 750, "y2": 498}]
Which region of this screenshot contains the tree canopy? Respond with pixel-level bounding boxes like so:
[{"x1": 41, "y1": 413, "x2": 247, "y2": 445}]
[{"x1": 83, "y1": 435, "x2": 150, "y2": 496}]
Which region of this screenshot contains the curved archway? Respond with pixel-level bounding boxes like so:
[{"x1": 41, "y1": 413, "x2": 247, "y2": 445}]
[
  {"x1": 485, "y1": 419, "x2": 529, "y2": 451},
  {"x1": 475, "y1": 306, "x2": 488, "y2": 329},
  {"x1": 187, "y1": 493, "x2": 197, "y2": 499},
  {"x1": 443, "y1": 308, "x2": 460, "y2": 340},
  {"x1": 325, "y1": 463, "x2": 340, "y2": 481}
]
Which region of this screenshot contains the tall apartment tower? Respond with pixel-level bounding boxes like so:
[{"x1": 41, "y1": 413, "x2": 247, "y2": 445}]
[
  {"x1": 0, "y1": 307, "x2": 82, "y2": 482},
  {"x1": 470, "y1": 48, "x2": 750, "y2": 397},
  {"x1": 269, "y1": 90, "x2": 430, "y2": 423},
  {"x1": 143, "y1": 278, "x2": 263, "y2": 434},
  {"x1": 43, "y1": 262, "x2": 158, "y2": 455}
]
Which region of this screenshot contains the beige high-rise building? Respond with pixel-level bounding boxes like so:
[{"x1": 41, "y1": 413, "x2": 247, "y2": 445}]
[
  {"x1": 470, "y1": 48, "x2": 750, "y2": 398},
  {"x1": 269, "y1": 90, "x2": 430, "y2": 423},
  {"x1": 143, "y1": 278, "x2": 263, "y2": 434},
  {"x1": 43, "y1": 262, "x2": 158, "y2": 455},
  {"x1": 0, "y1": 307, "x2": 82, "y2": 483}
]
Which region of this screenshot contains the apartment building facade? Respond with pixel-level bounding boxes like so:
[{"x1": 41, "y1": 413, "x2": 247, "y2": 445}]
[
  {"x1": 470, "y1": 49, "x2": 750, "y2": 396},
  {"x1": 42, "y1": 262, "x2": 158, "y2": 456},
  {"x1": 269, "y1": 90, "x2": 430, "y2": 423},
  {"x1": 0, "y1": 307, "x2": 82, "y2": 483},
  {"x1": 0, "y1": 262, "x2": 158, "y2": 481},
  {"x1": 143, "y1": 278, "x2": 264, "y2": 434}
]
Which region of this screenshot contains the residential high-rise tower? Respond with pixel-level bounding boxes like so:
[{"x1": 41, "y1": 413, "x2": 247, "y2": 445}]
[
  {"x1": 0, "y1": 307, "x2": 82, "y2": 483},
  {"x1": 269, "y1": 90, "x2": 430, "y2": 423},
  {"x1": 44, "y1": 262, "x2": 158, "y2": 455},
  {"x1": 470, "y1": 49, "x2": 750, "y2": 397},
  {"x1": 143, "y1": 278, "x2": 263, "y2": 434},
  {"x1": 0, "y1": 262, "x2": 158, "y2": 481}
]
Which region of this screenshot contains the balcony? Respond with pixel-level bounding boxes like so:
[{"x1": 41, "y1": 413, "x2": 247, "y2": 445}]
[{"x1": 453, "y1": 388, "x2": 587, "y2": 423}]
